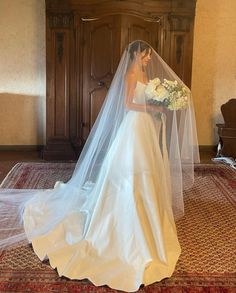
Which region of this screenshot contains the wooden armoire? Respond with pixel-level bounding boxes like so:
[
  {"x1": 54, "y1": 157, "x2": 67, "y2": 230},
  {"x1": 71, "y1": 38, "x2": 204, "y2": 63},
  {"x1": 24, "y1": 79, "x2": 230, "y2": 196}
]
[{"x1": 43, "y1": 0, "x2": 197, "y2": 160}]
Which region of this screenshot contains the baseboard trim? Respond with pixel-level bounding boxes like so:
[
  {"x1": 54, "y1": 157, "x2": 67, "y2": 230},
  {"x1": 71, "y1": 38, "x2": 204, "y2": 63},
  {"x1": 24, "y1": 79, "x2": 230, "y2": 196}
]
[
  {"x1": 0, "y1": 145, "x2": 44, "y2": 151},
  {"x1": 0, "y1": 144, "x2": 217, "y2": 153},
  {"x1": 199, "y1": 145, "x2": 217, "y2": 152}
]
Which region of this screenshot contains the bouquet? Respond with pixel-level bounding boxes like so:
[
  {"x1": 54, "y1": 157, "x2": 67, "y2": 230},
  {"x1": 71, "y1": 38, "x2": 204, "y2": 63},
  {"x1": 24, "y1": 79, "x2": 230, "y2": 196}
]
[{"x1": 144, "y1": 78, "x2": 190, "y2": 111}]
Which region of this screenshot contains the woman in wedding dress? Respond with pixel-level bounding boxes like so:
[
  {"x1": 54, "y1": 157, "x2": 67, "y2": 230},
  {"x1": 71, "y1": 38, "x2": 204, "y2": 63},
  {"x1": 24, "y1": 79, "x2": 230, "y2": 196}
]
[{"x1": 0, "y1": 40, "x2": 199, "y2": 292}]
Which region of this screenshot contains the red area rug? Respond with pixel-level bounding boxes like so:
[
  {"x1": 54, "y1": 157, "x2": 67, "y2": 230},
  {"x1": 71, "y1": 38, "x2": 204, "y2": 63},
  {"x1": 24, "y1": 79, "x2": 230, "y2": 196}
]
[
  {"x1": 0, "y1": 162, "x2": 76, "y2": 189},
  {"x1": 0, "y1": 162, "x2": 235, "y2": 292}
]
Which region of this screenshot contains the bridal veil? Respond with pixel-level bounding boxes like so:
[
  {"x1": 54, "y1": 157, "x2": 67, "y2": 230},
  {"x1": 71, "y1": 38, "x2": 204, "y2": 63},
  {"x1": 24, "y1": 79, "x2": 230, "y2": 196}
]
[{"x1": 0, "y1": 40, "x2": 199, "y2": 251}]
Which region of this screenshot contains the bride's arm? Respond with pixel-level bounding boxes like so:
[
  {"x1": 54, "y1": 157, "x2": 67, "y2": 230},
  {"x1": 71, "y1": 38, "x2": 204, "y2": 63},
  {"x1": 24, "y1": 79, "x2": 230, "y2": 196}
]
[{"x1": 124, "y1": 73, "x2": 165, "y2": 113}]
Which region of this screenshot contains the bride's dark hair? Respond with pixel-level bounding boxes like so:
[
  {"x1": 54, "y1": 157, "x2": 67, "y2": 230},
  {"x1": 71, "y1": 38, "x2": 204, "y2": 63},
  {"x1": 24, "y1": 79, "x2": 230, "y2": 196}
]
[{"x1": 129, "y1": 40, "x2": 152, "y2": 60}]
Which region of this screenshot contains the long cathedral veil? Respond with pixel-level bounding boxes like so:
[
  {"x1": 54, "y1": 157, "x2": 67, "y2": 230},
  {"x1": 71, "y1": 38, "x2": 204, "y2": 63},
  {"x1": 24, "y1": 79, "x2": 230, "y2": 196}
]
[{"x1": 0, "y1": 40, "x2": 199, "y2": 251}]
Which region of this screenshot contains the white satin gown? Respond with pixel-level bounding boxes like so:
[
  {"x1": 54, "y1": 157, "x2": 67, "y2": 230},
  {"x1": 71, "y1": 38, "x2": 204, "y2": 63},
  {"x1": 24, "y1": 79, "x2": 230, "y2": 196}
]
[{"x1": 23, "y1": 81, "x2": 181, "y2": 292}]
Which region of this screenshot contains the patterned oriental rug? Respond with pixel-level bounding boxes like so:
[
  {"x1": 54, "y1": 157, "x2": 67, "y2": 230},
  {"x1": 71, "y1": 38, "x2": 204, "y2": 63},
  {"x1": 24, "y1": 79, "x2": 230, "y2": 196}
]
[{"x1": 0, "y1": 162, "x2": 235, "y2": 292}]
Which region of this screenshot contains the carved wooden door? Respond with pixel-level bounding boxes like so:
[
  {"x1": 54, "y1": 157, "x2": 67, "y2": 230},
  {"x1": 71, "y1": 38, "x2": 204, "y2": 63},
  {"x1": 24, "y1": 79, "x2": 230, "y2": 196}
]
[
  {"x1": 81, "y1": 15, "x2": 161, "y2": 142},
  {"x1": 81, "y1": 15, "x2": 121, "y2": 142}
]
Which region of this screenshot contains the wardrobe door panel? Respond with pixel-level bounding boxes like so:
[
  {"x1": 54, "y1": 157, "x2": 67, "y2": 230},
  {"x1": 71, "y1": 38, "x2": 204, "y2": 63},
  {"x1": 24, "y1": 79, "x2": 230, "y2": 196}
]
[
  {"x1": 43, "y1": 12, "x2": 76, "y2": 160},
  {"x1": 121, "y1": 15, "x2": 161, "y2": 54},
  {"x1": 169, "y1": 16, "x2": 194, "y2": 87},
  {"x1": 81, "y1": 16, "x2": 121, "y2": 142}
]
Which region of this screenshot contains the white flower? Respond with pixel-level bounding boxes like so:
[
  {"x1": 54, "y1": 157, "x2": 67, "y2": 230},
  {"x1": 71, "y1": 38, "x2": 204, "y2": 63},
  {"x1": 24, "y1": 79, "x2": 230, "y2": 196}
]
[
  {"x1": 145, "y1": 78, "x2": 161, "y2": 100},
  {"x1": 145, "y1": 85, "x2": 155, "y2": 99},
  {"x1": 145, "y1": 77, "x2": 189, "y2": 111},
  {"x1": 153, "y1": 78, "x2": 161, "y2": 86},
  {"x1": 154, "y1": 85, "x2": 168, "y2": 101}
]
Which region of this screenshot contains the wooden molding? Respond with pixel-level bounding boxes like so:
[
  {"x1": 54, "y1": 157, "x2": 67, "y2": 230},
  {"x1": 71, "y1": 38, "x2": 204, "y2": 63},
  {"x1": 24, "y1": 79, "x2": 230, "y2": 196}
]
[
  {"x1": 170, "y1": 0, "x2": 196, "y2": 12},
  {"x1": 56, "y1": 32, "x2": 64, "y2": 63},
  {"x1": 80, "y1": 13, "x2": 161, "y2": 24},
  {"x1": 168, "y1": 15, "x2": 193, "y2": 32},
  {"x1": 199, "y1": 145, "x2": 217, "y2": 153},
  {"x1": 42, "y1": 139, "x2": 77, "y2": 160},
  {"x1": 46, "y1": 0, "x2": 196, "y2": 15},
  {"x1": 0, "y1": 145, "x2": 44, "y2": 151},
  {"x1": 48, "y1": 13, "x2": 74, "y2": 28}
]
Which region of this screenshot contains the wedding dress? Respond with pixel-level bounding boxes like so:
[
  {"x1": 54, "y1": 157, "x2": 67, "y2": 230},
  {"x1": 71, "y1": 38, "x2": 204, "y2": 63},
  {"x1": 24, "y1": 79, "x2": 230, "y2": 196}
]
[
  {"x1": 0, "y1": 40, "x2": 199, "y2": 292},
  {"x1": 23, "y1": 80, "x2": 181, "y2": 292}
]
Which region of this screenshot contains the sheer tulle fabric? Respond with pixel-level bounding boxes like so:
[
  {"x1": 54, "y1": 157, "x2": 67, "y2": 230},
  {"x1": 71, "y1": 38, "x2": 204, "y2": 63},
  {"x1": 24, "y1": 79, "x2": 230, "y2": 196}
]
[
  {"x1": 0, "y1": 38, "x2": 199, "y2": 247},
  {"x1": 0, "y1": 41, "x2": 199, "y2": 290}
]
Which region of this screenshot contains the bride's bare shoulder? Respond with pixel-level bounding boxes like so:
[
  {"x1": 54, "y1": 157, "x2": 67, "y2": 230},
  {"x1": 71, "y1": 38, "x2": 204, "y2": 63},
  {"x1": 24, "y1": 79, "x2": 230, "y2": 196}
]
[{"x1": 125, "y1": 70, "x2": 136, "y2": 84}]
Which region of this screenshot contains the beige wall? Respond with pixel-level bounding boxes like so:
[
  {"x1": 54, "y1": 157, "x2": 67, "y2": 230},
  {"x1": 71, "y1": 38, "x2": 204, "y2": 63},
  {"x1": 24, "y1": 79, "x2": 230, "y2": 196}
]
[
  {"x1": 0, "y1": 0, "x2": 236, "y2": 146},
  {"x1": 0, "y1": 0, "x2": 45, "y2": 145},
  {"x1": 192, "y1": 0, "x2": 236, "y2": 145}
]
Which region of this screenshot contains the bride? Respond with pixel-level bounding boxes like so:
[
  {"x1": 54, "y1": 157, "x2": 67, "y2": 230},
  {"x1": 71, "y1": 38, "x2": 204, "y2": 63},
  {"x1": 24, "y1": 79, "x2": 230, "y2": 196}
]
[{"x1": 0, "y1": 40, "x2": 199, "y2": 292}]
